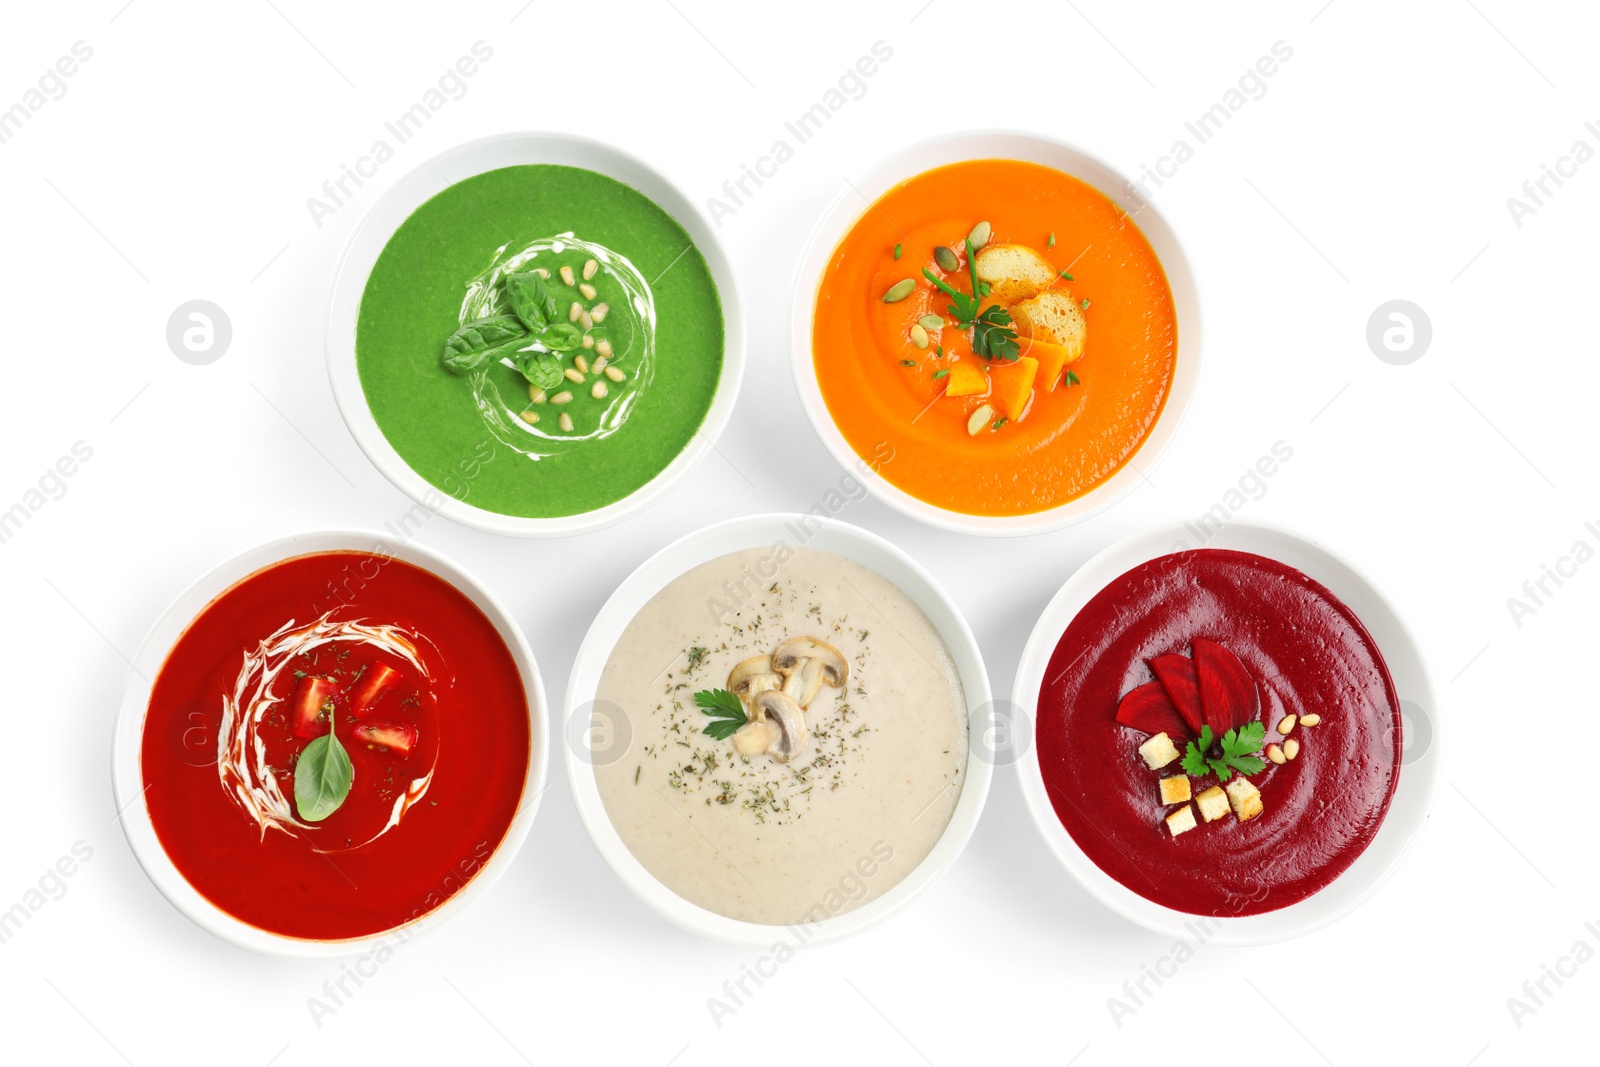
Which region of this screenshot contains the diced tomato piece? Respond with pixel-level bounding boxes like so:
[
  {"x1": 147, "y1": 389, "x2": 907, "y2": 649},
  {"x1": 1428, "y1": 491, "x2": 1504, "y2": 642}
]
[
  {"x1": 289, "y1": 676, "x2": 341, "y2": 739},
  {"x1": 1114, "y1": 679, "x2": 1192, "y2": 742},
  {"x1": 352, "y1": 719, "x2": 418, "y2": 756},
  {"x1": 1148, "y1": 653, "x2": 1205, "y2": 736},
  {"x1": 349, "y1": 663, "x2": 400, "y2": 718},
  {"x1": 1193, "y1": 638, "x2": 1261, "y2": 735}
]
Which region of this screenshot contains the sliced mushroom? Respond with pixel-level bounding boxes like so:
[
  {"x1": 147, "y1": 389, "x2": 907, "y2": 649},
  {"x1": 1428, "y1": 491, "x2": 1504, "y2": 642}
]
[
  {"x1": 727, "y1": 656, "x2": 775, "y2": 697},
  {"x1": 781, "y1": 664, "x2": 807, "y2": 702},
  {"x1": 795, "y1": 657, "x2": 826, "y2": 708},
  {"x1": 744, "y1": 672, "x2": 781, "y2": 699},
  {"x1": 751, "y1": 690, "x2": 808, "y2": 763},
  {"x1": 730, "y1": 720, "x2": 773, "y2": 757},
  {"x1": 771, "y1": 636, "x2": 848, "y2": 688}
]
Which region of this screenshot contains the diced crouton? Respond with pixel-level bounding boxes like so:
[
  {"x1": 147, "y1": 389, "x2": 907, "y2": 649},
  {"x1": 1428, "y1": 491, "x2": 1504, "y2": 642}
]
[
  {"x1": 1195, "y1": 785, "x2": 1230, "y2": 822},
  {"x1": 1138, "y1": 732, "x2": 1181, "y2": 770},
  {"x1": 973, "y1": 243, "x2": 1057, "y2": 305},
  {"x1": 1010, "y1": 291, "x2": 1087, "y2": 360},
  {"x1": 1225, "y1": 776, "x2": 1263, "y2": 822},
  {"x1": 1165, "y1": 804, "x2": 1197, "y2": 837},
  {"x1": 1159, "y1": 776, "x2": 1192, "y2": 805}
]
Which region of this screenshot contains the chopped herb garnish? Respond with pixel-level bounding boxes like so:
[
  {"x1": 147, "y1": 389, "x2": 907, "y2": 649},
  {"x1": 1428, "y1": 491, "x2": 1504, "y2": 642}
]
[
  {"x1": 899, "y1": 359, "x2": 918, "y2": 367},
  {"x1": 1064, "y1": 370, "x2": 1081, "y2": 387},
  {"x1": 992, "y1": 417, "x2": 1007, "y2": 430},
  {"x1": 893, "y1": 242, "x2": 903, "y2": 259},
  {"x1": 932, "y1": 369, "x2": 949, "y2": 380},
  {"x1": 685, "y1": 646, "x2": 709, "y2": 672},
  {"x1": 1047, "y1": 232, "x2": 1056, "y2": 248},
  {"x1": 1058, "y1": 270, "x2": 1074, "y2": 280},
  {"x1": 1081, "y1": 298, "x2": 1091, "y2": 310}
]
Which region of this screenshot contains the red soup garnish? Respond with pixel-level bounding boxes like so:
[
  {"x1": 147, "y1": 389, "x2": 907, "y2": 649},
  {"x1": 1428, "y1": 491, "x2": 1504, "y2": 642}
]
[{"x1": 140, "y1": 551, "x2": 530, "y2": 941}]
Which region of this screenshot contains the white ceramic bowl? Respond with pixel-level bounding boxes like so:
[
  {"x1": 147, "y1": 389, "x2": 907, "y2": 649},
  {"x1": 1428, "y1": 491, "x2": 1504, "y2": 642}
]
[
  {"x1": 327, "y1": 131, "x2": 745, "y2": 537},
  {"x1": 110, "y1": 530, "x2": 549, "y2": 957},
  {"x1": 564, "y1": 513, "x2": 994, "y2": 945},
  {"x1": 789, "y1": 129, "x2": 1201, "y2": 537},
  {"x1": 1013, "y1": 520, "x2": 1438, "y2": 945}
]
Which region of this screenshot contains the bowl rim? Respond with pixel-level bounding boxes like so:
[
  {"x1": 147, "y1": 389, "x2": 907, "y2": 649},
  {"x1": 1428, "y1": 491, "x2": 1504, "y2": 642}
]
[
  {"x1": 109, "y1": 529, "x2": 550, "y2": 958},
  {"x1": 1011, "y1": 518, "x2": 1440, "y2": 945},
  {"x1": 562, "y1": 511, "x2": 994, "y2": 946},
  {"x1": 325, "y1": 130, "x2": 747, "y2": 538},
  {"x1": 787, "y1": 127, "x2": 1203, "y2": 537}
]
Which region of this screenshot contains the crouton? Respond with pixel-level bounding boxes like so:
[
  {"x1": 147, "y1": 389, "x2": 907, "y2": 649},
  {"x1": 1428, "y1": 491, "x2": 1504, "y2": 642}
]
[
  {"x1": 1159, "y1": 776, "x2": 1192, "y2": 805},
  {"x1": 1009, "y1": 291, "x2": 1087, "y2": 362},
  {"x1": 1195, "y1": 785, "x2": 1230, "y2": 822},
  {"x1": 1138, "y1": 732, "x2": 1181, "y2": 770},
  {"x1": 973, "y1": 243, "x2": 1057, "y2": 306},
  {"x1": 1165, "y1": 804, "x2": 1197, "y2": 837},
  {"x1": 1225, "y1": 776, "x2": 1263, "y2": 822}
]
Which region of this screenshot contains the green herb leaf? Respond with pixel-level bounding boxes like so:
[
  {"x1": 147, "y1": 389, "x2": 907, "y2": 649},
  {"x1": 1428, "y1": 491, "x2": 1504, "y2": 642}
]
[
  {"x1": 893, "y1": 242, "x2": 903, "y2": 260},
  {"x1": 541, "y1": 323, "x2": 584, "y2": 352},
  {"x1": 1059, "y1": 270, "x2": 1074, "y2": 281},
  {"x1": 294, "y1": 729, "x2": 353, "y2": 822},
  {"x1": 972, "y1": 304, "x2": 1019, "y2": 361},
  {"x1": 1064, "y1": 370, "x2": 1081, "y2": 387},
  {"x1": 504, "y1": 271, "x2": 551, "y2": 332},
  {"x1": 991, "y1": 416, "x2": 1007, "y2": 430},
  {"x1": 519, "y1": 352, "x2": 564, "y2": 391},
  {"x1": 932, "y1": 369, "x2": 949, "y2": 379},
  {"x1": 441, "y1": 316, "x2": 529, "y2": 375},
  {"x1": 695, "y1": 689, "x2": 747, "y2": 741},
  {"x1": 1047, "y1": 232, "x2": 1056, "y2": 248},
  {"x1": 1182, "y1": 721, "x2": 1267, "y2": 782}
]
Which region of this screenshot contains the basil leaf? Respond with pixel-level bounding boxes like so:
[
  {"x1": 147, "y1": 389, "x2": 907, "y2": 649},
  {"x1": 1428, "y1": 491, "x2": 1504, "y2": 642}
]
[
  {"x1": 504, "y1": 271, "x2": 549, "y2": 332},
  {"x1": 294, "y1": 731, "x2": 354, "y2": 822},
  {"x1": 541, "y1": 323, "x2": 584, "y2": 353},
  {"x1": 544, "y1": 295, "x2": 559, "y2": 323},
  {"x1": 441, "y1": 315, "x2": 528, "y2": 375},
  {"x1": 519, "y1": 352, "x2": 564, "y2": 391}
]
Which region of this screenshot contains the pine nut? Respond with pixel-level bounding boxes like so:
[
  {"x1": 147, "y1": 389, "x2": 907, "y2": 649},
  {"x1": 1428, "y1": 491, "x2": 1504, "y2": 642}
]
[
  {"x1": 591, "y1": 302, "x2": 609, "y2": 323},
  {"x1": 534, "y1": 268, "x2": 550, "y2": 279},
  {"x1": 574, "y1": 354, "x2": 589, "y2": 374},
  {"x1": 519, "y1": 410, "x2": 539, "y2": 425},
  {"x1": 1283, "y1": 738, "x2": 1300, "y2": 760},
  {"x1": 579, "y1": 311, "x2": 593, "y2": 330},
  {"x1": 591, "y1": 381, "x2": 608, "y2": 399},
  {"x1": 551, "y1": 391, "x2": 573, "y2": 404},
  {"x1": 1267, "y1": 743, "x2": 1285, "y2": 765},
  {"x1": 582, "y1": 258, "x2": 598, "y2": 280},
  {"x1": 595, "y1": 339, "x2": 613, "y2": 359},
  {"x1": 579, "y1": 283, "x2": 597, "y2": 300},
  {"x1": 558, "y1": 412, "x2": 573, "y2": 432},
  {"x1": 592, "y1": 357, "x2": 608, "y2": 372},
  {"x1": 1300, "y1": 713, "x2": 1321, "y2": 727},
  {"x1": 581, "y1": 333, "x2": 594, "y2": 349},
  {"x1": 563, "y1": 368, "x2": 585, "y2": 384},
  {"x1": 527, "y1": 385, "x2": 546, "y2": 404},
  {"x1": 1277, "y1": 715, "x2": 1297, "y2": 735},
  {"x1": 604, "y1": 366, "x2": 625, "y2": 382},
  {"x1": 559, "y1": 265, "x2": 575, "y2": 286},
  {"x1": 568, "y1": 301, "x2": 582, "y2": 322}
]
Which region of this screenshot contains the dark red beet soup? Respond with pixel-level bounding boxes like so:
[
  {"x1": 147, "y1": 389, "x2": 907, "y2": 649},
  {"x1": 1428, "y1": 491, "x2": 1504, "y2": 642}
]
[
  {"x1": 1036, "y1": 549, "x2": 1401, "y2": 916},
  {"x1": 141, "y1": 551, "x2": 530, "y2": 940}
]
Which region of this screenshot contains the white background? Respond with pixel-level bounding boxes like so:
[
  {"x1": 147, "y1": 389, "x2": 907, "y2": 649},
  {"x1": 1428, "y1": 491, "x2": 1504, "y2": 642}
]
[{"x1": 0, "y1": 1, "x2": 1592, "y2": 1063}]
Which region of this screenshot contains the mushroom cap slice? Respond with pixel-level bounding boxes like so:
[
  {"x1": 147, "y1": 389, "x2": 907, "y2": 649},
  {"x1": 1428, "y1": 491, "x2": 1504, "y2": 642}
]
[
  {"x1": 727, "y1": 655, "x2": 775, "y2": 696},
  {"x1": 731, "y1": 720, "x2": 773, "y2": 757},
  {"x1": 796, "y1": 657, "x2": 826, "y2": 708},
  {"x1": 771, "y1": 636, "x2": 848, "y2": 688},
  {"x1": 751, "y1": 690, "x2": 808, "y2": 763}
]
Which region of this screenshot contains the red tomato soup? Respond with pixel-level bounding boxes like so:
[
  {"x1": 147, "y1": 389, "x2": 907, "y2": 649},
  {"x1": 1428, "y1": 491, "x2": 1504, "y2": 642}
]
[
  {"x1": 141, "y1": 552, "x2": 531, "y2": 941},
  {"x1": 1035, "y1": 549, "x2": 1401, "y2": 917}
]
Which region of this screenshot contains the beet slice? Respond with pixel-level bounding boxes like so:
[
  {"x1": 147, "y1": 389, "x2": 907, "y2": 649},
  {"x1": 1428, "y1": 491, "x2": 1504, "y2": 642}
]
[
  {"x1": 1148, "y1": 653, "x2": 1204, "y2": 736},
  {"x1": 1114, "y1": 680, "x2": 1192, "y2": 742},
  {"x1": 1192, "y1": 638, "x2": 1261, "y2": 734}
]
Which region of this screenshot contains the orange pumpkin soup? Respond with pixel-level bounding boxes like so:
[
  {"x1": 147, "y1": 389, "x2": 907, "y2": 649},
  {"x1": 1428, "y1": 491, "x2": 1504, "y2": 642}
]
[{"x1": 812, "y1": 159, "x2": 1177, "y2": 516}]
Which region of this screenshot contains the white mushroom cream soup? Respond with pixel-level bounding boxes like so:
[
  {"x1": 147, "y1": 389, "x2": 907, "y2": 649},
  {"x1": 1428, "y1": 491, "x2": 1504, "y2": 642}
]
[{"x1": 593, "y1": 547, "x2": 968, "y2": 925}]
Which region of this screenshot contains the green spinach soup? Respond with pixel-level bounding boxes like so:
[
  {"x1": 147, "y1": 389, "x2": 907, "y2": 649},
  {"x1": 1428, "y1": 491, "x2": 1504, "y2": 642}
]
[{"x1": 357, "y1": 165, "x2": 724, "y2": 518}]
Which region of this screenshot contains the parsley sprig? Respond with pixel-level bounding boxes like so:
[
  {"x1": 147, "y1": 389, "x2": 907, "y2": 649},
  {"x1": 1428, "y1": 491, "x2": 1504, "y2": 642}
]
[
  {"x1": 921, "y1": 239, "x2": 1020, "y2": 362},
  {"x1": 1181, "y1": 722, "x2": 1267, "y2": 782},
  {"x1": 695, "y1": 689, "x2": 747, "y2": 740}
]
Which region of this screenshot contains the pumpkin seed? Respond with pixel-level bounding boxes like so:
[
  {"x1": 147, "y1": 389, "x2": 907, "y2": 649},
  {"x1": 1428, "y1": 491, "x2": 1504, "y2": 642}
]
[
  {"x1": 918, "y1": 314, "x2": 944, "y2": 330},
  {"x1": 967, "y1": 220, "x2": 991, "y2": 249},
  {"x1": 967, "y1": 403, "x2": 995, "y2": 436},
  {"x1": 882, "y1": 279, "x2": 916, "y2": 303},
  {"x1": 910, "y1": 324, "x2": 929, "y2": 349},
  {"x1": 933, "y1": 246, "x2": 959, "y2": 273}
]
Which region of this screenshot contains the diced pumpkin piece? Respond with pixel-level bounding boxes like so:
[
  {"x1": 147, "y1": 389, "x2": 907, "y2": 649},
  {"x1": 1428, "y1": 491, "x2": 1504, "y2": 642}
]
[
  {"x1": 944, "y1": 359, "x2": 988, "y2": 397},
  {"x1": 989, "y1": 356, "x2": 1038, "y2": 421},
  {"x1": 1022, "y1": 336, "x2": 1083, "y2": 392}
]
